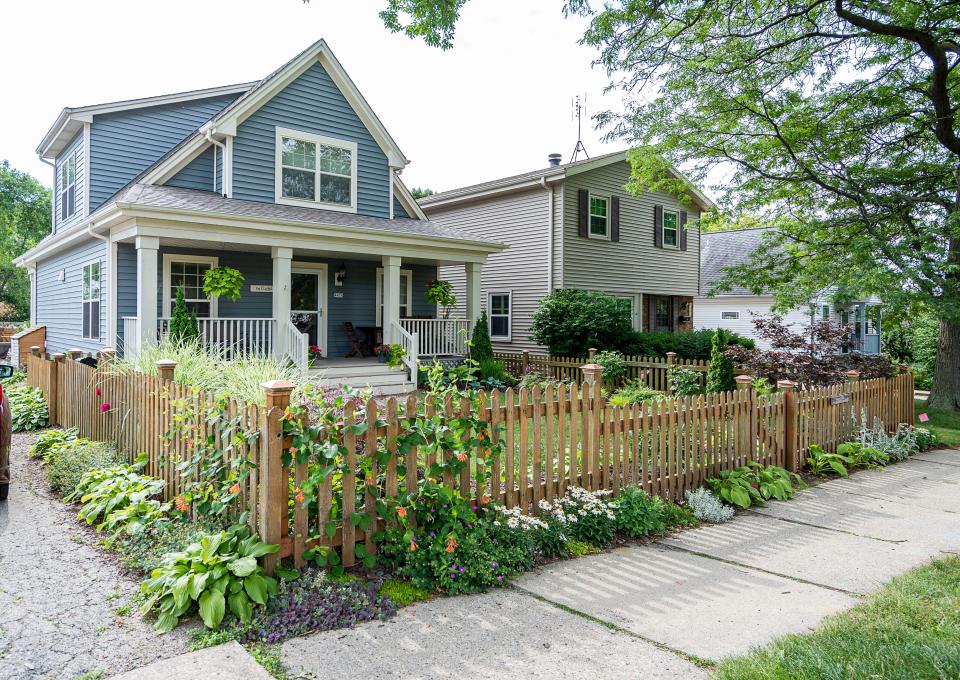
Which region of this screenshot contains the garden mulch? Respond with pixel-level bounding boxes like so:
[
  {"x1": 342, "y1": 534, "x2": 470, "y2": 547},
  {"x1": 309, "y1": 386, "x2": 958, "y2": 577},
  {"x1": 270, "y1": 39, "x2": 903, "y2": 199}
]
[
  {"x1": 0, "y1": 432, "x2": 193, "y2": 680},
  {"x1": 282, "y1": 448, "x2": 960, "y2": 675}
]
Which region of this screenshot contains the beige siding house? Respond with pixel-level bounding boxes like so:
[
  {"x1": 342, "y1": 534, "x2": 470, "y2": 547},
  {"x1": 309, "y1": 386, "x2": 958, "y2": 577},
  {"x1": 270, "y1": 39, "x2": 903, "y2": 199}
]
[{"x1": 421, "y1": 151, "x2": 714, "y2": 354}]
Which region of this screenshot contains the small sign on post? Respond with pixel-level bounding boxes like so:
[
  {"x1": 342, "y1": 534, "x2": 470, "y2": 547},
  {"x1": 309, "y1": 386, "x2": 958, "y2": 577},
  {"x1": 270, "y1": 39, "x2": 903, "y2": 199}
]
[
  {"x1": 250, "y1": 285, "x2": 273, "y2": 293},
  {"x1": 830, "y1": 394, "x2": 850, "y2": 405}
]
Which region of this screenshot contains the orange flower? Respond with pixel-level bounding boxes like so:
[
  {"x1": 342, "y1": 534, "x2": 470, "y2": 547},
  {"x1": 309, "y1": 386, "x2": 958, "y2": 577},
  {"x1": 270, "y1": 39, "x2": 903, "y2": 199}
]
[
  {"x1": 483, "y1": 448, "x2": 492, "y2": 458},
  {"x1": 288, "y1": 446, "x2": 297, "y2": 455},
  {"x1": 477, "y1": 432, "x2": 487, "y2": 441},
  {"x1": 481, "y1": 495, "x2": 490, "y2": 505},
  {"x1": 409, "y1": 539, "x2": 417, "y2": 552},
  {"x1": 456, "y1": 452, "x2": 468, "y2": 462},
  {"x1": 396, "y1": 506, "x2": 408, "y2": 519},
  {"x1": 445, "y1": 536, "x2": 458, "y2": 553},
  {"x1": 365, "y1": 476, "x2": 376, "y2": 486},
  {"x1": 174, "y1": 496, "x2": 188, "y2": 513},
  {"x1": 229, "y1": 483, "x2": 241, "y2": 494},
  {"x1": 294, "y1": 488, "x2": 305, "y2": 504}
]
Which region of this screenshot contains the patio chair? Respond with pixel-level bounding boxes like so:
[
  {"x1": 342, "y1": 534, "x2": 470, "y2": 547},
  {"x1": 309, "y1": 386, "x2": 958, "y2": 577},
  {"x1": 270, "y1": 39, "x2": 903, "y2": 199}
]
[{"x1": 343, "y1": 322, "x2": 367, "y2": 358}]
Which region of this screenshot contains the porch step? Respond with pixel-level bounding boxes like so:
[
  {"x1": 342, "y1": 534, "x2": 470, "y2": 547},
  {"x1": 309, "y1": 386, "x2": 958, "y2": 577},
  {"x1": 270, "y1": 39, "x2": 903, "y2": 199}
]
[{"x1": 307, "y1": 361, "x2": 416, "y2": 395}]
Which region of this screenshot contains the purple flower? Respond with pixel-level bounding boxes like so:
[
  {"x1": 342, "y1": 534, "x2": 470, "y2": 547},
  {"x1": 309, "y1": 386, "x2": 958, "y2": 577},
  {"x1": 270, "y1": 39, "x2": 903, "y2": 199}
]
[
  {"x1": 459, "y1": 566, "x2": 465, "y2": 573},
  {"x1": 491, "y1": 562, "x2": 498, "y2": 568},
  {"x1": 450, "y1": 574, "x2": 457, "y2": 580},
  {"x1": 472, "y1": 505, "x2": 478, "y2": 511},
  {"x1": 497, "y1": 575, "x2": 503, "y2": 582}
]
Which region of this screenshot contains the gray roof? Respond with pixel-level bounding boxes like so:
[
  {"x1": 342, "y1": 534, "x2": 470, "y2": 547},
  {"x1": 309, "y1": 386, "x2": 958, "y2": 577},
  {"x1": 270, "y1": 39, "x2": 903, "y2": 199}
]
[
  {"x1": 109, "y1": 183, "x2": 500, "y2": 245},
  {"x1": 700, "y1": 228, "x2": 773, "y2": 296}
]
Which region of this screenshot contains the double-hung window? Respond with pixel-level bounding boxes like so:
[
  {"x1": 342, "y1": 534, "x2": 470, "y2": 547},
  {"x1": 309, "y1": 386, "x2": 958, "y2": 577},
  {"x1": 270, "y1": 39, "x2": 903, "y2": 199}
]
[
  {"x1": 662, "y1": 209, "x2": 680, "y2": 248},
  {"x1": 164, "y1": 255, "x2": 217, "y2": 318},
  {"x1": 589, "y1": 195, "x2": 609, "y2": 238},
  {"x1": 60, "y1": 154, "x2": 77, "y2": 221},
  {"x1": 489, "y1": 292, "x2": 512, "y2": 339},
  {"x1": 276, "y1": 127, "x2": 357, "y2": 212},
  {"x1": 81, "y1": 261, "x2": 100, "y2": 340}
]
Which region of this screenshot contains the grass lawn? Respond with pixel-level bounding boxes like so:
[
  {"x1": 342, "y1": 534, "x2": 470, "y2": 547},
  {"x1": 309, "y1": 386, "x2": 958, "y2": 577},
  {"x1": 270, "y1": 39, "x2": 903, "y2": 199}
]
[
  {"x1": 916, "y1": 399, "x2": 960, "y2": 447},
  {"x1": 713, "y1": 556, "x2": 960, "y2": 680}
]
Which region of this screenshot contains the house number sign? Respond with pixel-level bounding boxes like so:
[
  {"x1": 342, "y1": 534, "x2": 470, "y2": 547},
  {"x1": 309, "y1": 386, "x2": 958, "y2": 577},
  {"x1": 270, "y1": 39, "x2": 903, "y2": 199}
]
[{"x1": 250, "y1": 285, "x2": 272, "y2": 293}]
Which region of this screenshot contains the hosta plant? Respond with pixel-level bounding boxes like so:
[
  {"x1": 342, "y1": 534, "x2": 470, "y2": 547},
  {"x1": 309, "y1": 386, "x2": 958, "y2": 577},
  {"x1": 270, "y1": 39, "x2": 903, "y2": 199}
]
[
  {"x1": 28, "y1": 427, "x2": 79, "y2": 461},
  {"x1": 836, "y1": 441, "x2": 889, "y2": 468},
  {"x1": 7, "y1": 384, "x2": 48, "y2": 431},
  {"x1": 140, "y1": 520, "x2": 279, "y2": 632},
  {"x1": 706, "y1": 461, "x2": 804, "y2": 509},
  {"x1": 806, "y1": 445, "x2": 853, "y2": 477},
  {"x1": 67, "y1": 456, "x2": 165, "y2": 526}
]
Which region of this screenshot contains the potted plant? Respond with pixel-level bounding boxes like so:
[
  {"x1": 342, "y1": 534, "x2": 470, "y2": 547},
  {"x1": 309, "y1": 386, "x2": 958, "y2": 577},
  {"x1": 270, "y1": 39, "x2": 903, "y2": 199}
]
[
  {"x1": 308, "y1": 345, "x2": 322, "y2": 365},
  {"x1": 374, "y1": 344, "x2": 391, "y2": 363},
  {"x1": 387, "y1": 344, "x2": 408, "y2": 368}
]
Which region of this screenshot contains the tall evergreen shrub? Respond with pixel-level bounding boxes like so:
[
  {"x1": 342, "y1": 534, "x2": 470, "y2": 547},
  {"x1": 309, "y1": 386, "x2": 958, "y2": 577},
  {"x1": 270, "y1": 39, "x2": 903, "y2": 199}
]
[
  {"x1": 471, "y1": 311, "x2": 494, "y2": 363},
  {"x1": 168, "y1": 286, "x2": 199, "y2": 344},
  {"x1": 706, "y1": 329, "x2": 736, "y2": 393}
]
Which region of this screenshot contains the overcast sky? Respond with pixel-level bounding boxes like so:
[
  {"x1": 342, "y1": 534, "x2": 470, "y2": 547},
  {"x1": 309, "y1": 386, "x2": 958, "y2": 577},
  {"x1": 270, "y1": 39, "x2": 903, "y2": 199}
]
[{"x1": 2, "y1": 0, "x2": 626, "y2": 192}]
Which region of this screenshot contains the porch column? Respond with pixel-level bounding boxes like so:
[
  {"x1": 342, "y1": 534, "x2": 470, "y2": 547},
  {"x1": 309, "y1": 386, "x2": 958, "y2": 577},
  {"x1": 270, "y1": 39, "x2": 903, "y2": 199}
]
[
  {"x1": 465, "y1": 261, "x2": 483, "y2": 331},
  {"x1": 272, "y1": 247, "x2": 292, "y2": 355},
  {"x1": 136, "y1": 236, "x2": 159, "y2": 348},
  {"x1": 382, "y1": 255, "x2": 401, "y2": 343}
]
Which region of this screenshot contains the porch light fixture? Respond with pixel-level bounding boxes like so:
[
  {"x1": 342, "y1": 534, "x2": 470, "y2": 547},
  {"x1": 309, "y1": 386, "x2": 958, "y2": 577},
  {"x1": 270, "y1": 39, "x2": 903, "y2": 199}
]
[{"x1": 335, "y1": 263, "x2": 347, "y2": 287}]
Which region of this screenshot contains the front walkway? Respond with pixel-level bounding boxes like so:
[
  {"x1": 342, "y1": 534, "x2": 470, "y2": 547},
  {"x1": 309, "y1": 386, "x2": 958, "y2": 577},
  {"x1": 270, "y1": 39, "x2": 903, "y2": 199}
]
[{"x1": 282, "y1": 448, "x2": 960, "y2": 676}]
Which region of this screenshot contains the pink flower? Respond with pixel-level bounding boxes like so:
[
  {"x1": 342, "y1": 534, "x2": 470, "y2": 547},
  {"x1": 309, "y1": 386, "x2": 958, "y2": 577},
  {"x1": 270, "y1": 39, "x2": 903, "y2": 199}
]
[
  {"x1": 100, "y1": 403, "x2": 110, "y2": 413},
  {"x1": 95, "y1": 387, "x2": 101, "y2": 396}
]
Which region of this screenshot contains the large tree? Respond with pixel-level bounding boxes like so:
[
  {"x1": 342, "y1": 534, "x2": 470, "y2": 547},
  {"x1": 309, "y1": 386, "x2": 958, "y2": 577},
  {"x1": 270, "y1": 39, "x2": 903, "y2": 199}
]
[
  {"x1": 0, "y1": 161, "x2": 50, "y2": 320},
  {"x1": 559, "y1": 0, "x2": 960, "y2": 412}
]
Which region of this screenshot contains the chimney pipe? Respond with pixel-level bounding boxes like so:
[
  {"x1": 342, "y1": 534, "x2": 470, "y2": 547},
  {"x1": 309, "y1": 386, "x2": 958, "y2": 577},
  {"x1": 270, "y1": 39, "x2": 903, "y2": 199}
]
[{"x1": 547, "y1": 153, "x2": 562, "y2": 167}]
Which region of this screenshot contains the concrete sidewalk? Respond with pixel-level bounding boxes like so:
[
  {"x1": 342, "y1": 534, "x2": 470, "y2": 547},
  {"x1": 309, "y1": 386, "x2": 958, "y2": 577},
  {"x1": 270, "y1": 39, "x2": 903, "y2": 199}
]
[{"x1": 282, "y1": 449, "x2": 960, "y2": 677}]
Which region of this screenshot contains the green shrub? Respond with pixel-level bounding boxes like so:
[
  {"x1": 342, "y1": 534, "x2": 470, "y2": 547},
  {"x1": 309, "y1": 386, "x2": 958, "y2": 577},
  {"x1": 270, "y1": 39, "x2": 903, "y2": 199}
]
[
  {"x1": 470, "y1": 311, "x2": 494, "y2": 364},
  {"x1": 140, "y1": 521, "x2": 279, "y2": 632},
  {"x1": 706, "y1": 329, "x2": 736, "y2": 393},
  {"x1": 0, "y1": 369, "x2": 25, "y2": 386},
  {"x1": 530, "y1": 289, "x2": 634, "y2": 356},
  {"x1": 706, "y1": 461, "x2": 804, "y2": 509},
  {"x1": 610, "y1": 381, "x2": 666, "y2": 406},
  {"x1": 654, "y1": 496, "x2": 700, "y2": 528},
  {"x1": 622, "y1": 328, "x2": 754, "y2": 360},
  {"x1": 806, "y1": 445, "x2": 852, "y2": 476},
  {"x1": 7, "y1": 384, "x2": 48, "y2": 431},
  {"x1": 168, "y1": 286, "x2": 199, "y2": 344},
  {"x1": 115, "y1": 517, "x2": 228, "y2": 575},
  {"x1": 593, "y1": 350, "x2": 626, "y2": 386},
  {"x1": 836, "y1": 441, "x2": 889, "y2": 468},
  {"x1": 28, "y1": 427, "x2": 79, "y2": 460},
  {"x1": 478, "y1": 358, "x2": 515, "y2": 386},
  {"x1": 668, "y1": 366, "x2": 703, "y2": 396},
  {"x1": 614, "y1": 487, "x2": 667, "y2": 537},
  {"x1": 45, "y1": 439, "x2": 125, "y2": 495},
  {"x1": 379, "y1": 579, "x2": 432, "y2": 606}
]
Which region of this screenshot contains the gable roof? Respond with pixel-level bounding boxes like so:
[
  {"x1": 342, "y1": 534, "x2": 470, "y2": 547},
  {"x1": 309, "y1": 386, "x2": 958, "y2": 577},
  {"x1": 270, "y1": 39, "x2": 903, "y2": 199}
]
[
  {"x1": 141, "y1": 39, "x2": 409, "y2": 186},
  {"x1": 419, "y1": 150, "x2": 716, "y2": 212},
  {"x1": 699, "y1": 227, "x2": 773, "y2": 295},
  {"x1": 36, "y1": 82, "x2": 254, "y2": 160}
]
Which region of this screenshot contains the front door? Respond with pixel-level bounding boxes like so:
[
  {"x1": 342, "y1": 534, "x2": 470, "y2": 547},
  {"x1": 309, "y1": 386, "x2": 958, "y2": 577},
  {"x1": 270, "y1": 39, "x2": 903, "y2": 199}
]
[
  {"x1": 650, "y1": 295, "x2": 674, "y2": 333},
  {"x1": 291, "y1": 266, "x2": 326, "y2": 356}
]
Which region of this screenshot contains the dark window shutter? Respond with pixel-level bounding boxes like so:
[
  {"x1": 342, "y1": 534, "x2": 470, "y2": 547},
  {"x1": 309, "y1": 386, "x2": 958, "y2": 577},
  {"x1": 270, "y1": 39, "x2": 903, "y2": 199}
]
[
  {"x1": 610, "y1": 196, "x2": 620, "y2": 242},
  {"x1": 654, "y1": 205, "x2": 663, "y2": 248},
  {"x1": 578, "y1": 189, "x2": 589, "y2": 238},
  {"x1": 679, "y1": 210, "x2": 688, "y2": 251}
]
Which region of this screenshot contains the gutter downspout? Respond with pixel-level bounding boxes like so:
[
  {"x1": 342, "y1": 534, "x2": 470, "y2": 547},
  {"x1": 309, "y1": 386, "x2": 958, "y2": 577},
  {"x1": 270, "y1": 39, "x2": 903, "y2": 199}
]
[
  {"x1": 540, "y1": 176, "x2": 554, "y2": 295},
  {"x1": 205, "y1": 129, "x2": 226, "y2": 195}
]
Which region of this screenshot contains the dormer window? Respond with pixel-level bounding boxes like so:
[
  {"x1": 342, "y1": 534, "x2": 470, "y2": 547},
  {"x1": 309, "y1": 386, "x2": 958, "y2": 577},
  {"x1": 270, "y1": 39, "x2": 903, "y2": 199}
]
[
  {"x1": 275, "y1": 127, "x2": 357, "y2": 212},
  {"x1": 60, "y1": 154, "x2": 77, "y2": 221}
]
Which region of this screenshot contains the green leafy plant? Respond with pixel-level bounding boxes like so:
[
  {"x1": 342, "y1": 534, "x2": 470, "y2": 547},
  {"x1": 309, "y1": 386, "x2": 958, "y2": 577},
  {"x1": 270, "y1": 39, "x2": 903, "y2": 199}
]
[
  {"x1": 706, "y1": 329, "x2": 736, "y2": 393},
  {"x1": 706, "y1": 461, "x2": 804, "y2": 509},
  {"x1": 836, "y1": 441, "x2": 890, "y2": 468},
  {"x1": 168, "y1": 286, "x2": 199, "y2": 344},
  {"x1": 621, "y1": 328, "x2": 755, "y2": 360},
  {"x1": 668, "y1": 365, "x2": 703, "y2": 396},
  {"x1": 806, "y1": 445, "x2": 852, "y2": 476},
  {"x1": 7, "y1": 383, "x2": 48, "y2": 431},
  {"x1": 425, "y1": 279, "x2": 456, "y2": 318},
  {"x1": 593, "y1": 350, "x2": 626, "y2": 387},
  {"x1": 0, "y1": 369, "x2": 25, "y2": 386},
  {"x1": 28, "y1": 427, "x2": 79, "y2": 460},
  {"x1": 140, "y1": 520, "x2": 279, "y2": 632},
  {"x1": 67, "y1": 456, "x2": 166, "y2": 526},
  {"x1": 470, "y1": 310, "x2": 494, "y2": 363},
  {"x1": 609, "y1": 381, "x2": 666, "y2": 406},
  {"x1": 614, "y1": 486, "x2": 667, "y2": 537},
  {"x1": 537, "y1": 487, "x2": 618, "y2": 547},
  {"x1": 529, "y1": 289, "x2": 634, "y2": 356},
  {"x1": 203, "y1": 267, "x2": 244, "y2": 303},
  {"x1": 45, "y1": 439, "x2": 125, "y2": 495}
]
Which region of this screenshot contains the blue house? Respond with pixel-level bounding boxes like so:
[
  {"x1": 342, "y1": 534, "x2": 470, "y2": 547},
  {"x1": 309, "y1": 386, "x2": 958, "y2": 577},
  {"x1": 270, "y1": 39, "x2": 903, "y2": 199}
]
[{"x1": 16, "y1": 40, "x2": 503, "y2": 392}]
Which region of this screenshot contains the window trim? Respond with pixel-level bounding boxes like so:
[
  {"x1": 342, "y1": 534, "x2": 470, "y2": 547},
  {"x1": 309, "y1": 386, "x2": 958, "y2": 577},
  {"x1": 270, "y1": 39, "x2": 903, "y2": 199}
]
[
  {"x1": 721, "y1": 311, "x2": 740, "y2": 320},
  {"x1": 59, "y1": 152, "x2": 77, "y2": 222},
  {"x1": 488, "y1": 290, "x2": 512, "y2": 341},
  {"x1": 587, "y1": 193, "x2": 610, "y2": 240},
  {"x1": 375, "y1": 268, "x2": 413, "y2": 325},
  {"x1": 81, "y1": 260, "x2": 101, "y2": 340},
  {"x1": 662, "y1": 208, "x2": 680, "y2": 249},
  {"x1": 274, "y1": 127, "x2": 358, "y2": 213},
  {"x1": 162, "y1": 254, "x2": 219, "y2": 318}
]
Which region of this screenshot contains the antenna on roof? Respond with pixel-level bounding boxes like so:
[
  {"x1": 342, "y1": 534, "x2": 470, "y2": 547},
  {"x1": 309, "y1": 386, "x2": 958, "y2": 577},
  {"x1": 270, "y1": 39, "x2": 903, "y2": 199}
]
[{"x1": 570, "y1": 94, "x2": 589, "y2": 163}]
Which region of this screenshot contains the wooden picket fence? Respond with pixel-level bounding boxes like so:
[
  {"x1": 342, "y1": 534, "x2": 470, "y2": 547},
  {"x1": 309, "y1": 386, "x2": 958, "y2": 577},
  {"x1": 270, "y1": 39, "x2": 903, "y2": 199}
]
[
  {"x1": 24, "y1": 348, "x2": 914, "y2": 574},
  {"x1": 494, "y1": 350, "x2": 710, "y2": 392}
]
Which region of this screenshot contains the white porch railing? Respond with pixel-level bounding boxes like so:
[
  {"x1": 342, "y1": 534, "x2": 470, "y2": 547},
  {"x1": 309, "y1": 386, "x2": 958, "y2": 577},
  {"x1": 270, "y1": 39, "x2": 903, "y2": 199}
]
[
  {"x1": 400, "y1": 318, "x2": 469, "y2": 357},
  {"x1": 122, "y1": 317, "x2": 141, "y2": 358},
  {"x1": 158, "y1": 317, "x2": 274, "y2": 360},
  {"x1": 391, "y1": 320, "x2": 419, "y2": 376}
]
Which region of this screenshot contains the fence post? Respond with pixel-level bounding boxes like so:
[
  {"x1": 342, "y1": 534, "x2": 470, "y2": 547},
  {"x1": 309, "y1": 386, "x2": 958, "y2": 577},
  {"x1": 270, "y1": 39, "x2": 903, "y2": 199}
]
[
  {"x1": 581, "y1": 363, "x2": 604, "y2": 489},
  {"x1": 49, "y1": 353, "x2": 66, "y2": 427},
  {"x1": 155, "y1": 359, "x2": 177, "y2": 382},
  {"x1": 588, "y1": 347, "x2": 597, "y2": 360},
  {"x1": 735, "y1": 374, "x2": 755, "y2": 462},
  {"x1": 845, "y1": 370, "x2": 859, "y2": 383},
  {"x1": 98, "y1": 348, "x2": 117, "y2": 362},
  {"x1": 777, "y1": 380, "x2": 798, "y2": 472},
  {"x1": 260, "y1": 379, "x2": 295, "y2": 575},
  {"x1": 521, "y1": 350, "x2": 530, "y2": 375},
  {"x1": 665, "y1": 352, "x2": 677, "y2": 394}
]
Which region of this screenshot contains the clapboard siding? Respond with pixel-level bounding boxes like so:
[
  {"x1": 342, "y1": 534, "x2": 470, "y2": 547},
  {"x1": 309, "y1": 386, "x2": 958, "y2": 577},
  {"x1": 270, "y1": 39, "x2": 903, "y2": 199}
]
[
  {"x1": 54, "y1": 132, "x2": 85, "y2": 232},
  {"x1": 393, "y1": 196, "x2": 409, "y2": 218},
  {"x1": 232, "y1": 62, "x2": 390, "y2": 218},
  {"x1": 167, "y1": 146, "x2": 218, "y2": 193},
  {"x1": 562, "y1": 160, "x2": 701, "y2": 296},
  {"x1": 88, "y1": 94, "x2": 239, "y2": 211},
  {"x1": 694, "y1": 295, "x2": 809, "y2": 349},
  {"x1": 36, "y1": 238, "x2": 106, "y2": 354},
  {"x1": 431, "y1": 188, "x2": 550, "y2": 353}
]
